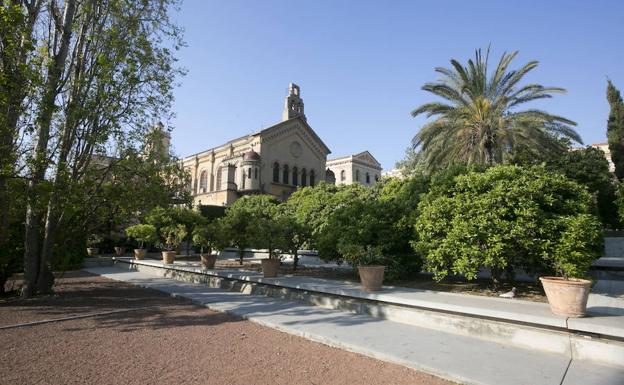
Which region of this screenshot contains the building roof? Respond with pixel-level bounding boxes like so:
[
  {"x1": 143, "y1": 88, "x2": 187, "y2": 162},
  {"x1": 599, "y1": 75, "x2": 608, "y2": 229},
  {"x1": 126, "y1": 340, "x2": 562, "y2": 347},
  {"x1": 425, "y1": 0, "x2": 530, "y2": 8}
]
[
  {"x1": 243, "y1": 149, "x2": 261, "y2": 161},
  {"x1": 327, "y1": 150, "x2": 382, "y2": 169},
  {"x1": 182, "y1": 116, "x2": 331, "y2": 161}
]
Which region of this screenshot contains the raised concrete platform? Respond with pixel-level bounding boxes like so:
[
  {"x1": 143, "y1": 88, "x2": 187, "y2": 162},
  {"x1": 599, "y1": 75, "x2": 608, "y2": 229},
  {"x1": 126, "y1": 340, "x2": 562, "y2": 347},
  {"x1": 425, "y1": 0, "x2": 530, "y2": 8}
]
[
  {"x1": 112, "y1": 257, "x2": 624, "y2": 369},
  {"x1": 85, "y1": 266, "x2": 624, "y2": 385}
]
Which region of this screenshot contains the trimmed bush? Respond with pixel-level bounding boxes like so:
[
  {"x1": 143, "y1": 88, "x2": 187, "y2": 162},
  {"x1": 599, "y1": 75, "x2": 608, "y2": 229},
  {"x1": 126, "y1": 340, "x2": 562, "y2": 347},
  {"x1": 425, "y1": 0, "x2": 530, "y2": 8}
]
[{"x1": 414, "y1": 165, "x2": 602, "y2": 282}]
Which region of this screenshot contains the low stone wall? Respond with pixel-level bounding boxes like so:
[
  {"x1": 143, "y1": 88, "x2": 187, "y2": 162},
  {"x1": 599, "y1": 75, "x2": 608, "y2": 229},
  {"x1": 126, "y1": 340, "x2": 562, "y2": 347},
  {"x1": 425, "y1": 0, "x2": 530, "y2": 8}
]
[{"x1": 113, "y1": 258, "x2": 624, "y2": 368}]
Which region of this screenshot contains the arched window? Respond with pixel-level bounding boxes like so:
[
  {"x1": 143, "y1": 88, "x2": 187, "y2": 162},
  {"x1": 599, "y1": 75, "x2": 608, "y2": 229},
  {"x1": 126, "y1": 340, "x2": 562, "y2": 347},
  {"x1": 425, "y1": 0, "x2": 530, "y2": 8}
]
[
  {"x1": 273, "y1": 162, "x2": 279, "y2": 182},
  {"x1": 340, "y1": 170, "x2": 346, "y2": 182},
  {"x1": 282, "y1": 164, "x2": 289, "y2": 184},
  {"x1": 301, "y1": 169, "x2": 307, "y2": 186},
  {"x1": 216, "y1": 167, "x2": 223, "y2": 190},
  {"x1": 292, "y1": 166, "x2": 298, "y2": 186},
  {"x1": 310, "y1": 170, "x2": 315, "y2": 186},
  {"x1": 199, "y1": 171, "x2": 207, "y2": 193},
  {"x1": 355, "y1": 169, "x2": 360, "y2": 182},
  {"x1": 254, "y1": 168, "x2": 258, "y2": 179},
  {"x1": 247, "y1": 167, "x2": 252, "y2": 179},
  {"x1": 366, "y1": 172, "x2": 370, "y2": 184}
]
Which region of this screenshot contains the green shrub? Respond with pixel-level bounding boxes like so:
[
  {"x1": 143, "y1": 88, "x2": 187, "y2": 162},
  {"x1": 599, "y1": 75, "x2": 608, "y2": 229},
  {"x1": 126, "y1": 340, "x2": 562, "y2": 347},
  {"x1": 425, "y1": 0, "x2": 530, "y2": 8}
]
[
  {"x1": 192, "y1": 222, "x2": 219, "y2": 255},
  {"x1": 414, "y1": 165, "x2": 602, "y2": 282},
  {"x1": 162, "y1": 224, "x2": 187, "y2": 251},
  {"x1": 125, "y1": 224, "x2": 158, "y2": 249}
]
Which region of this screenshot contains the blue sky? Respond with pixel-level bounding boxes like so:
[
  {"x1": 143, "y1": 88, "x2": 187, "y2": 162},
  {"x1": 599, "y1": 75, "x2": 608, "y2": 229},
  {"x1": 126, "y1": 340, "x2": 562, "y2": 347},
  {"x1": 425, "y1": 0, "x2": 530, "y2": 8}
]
[{"x1": 170, "y1": 0, "x2": 624, "y2": 170}]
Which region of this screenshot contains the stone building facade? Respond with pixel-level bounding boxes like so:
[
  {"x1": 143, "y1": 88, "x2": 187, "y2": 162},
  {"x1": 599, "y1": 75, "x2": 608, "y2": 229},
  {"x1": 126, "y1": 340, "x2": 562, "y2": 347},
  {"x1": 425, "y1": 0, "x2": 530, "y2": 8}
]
[
  {"x1": 326, "y1": 151, "x2": 382, "y2": 187},
  {"x1": 181, "y1": 84, "x2": 332, "y2": 206}
]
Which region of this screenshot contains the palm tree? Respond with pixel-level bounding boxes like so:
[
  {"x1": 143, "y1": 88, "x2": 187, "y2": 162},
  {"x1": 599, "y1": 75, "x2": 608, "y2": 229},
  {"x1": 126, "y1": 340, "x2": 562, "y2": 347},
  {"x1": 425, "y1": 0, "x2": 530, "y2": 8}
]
[{"x1": 411, "y1": 47, "x2": 581, "y2": 171}]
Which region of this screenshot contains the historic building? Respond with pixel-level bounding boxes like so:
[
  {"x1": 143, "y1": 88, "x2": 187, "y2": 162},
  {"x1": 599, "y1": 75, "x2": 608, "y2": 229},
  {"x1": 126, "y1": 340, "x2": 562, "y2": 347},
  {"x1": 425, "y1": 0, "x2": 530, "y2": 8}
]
[
  {"x1": 326, "y1": 151, "x2": 382, "y2": 186},
  {"x1": 591, "y1": 142, "x2": 615, "y2": 173},
  {"x1": 182, "y1": 84, "x2": 332, "y2": 206}
]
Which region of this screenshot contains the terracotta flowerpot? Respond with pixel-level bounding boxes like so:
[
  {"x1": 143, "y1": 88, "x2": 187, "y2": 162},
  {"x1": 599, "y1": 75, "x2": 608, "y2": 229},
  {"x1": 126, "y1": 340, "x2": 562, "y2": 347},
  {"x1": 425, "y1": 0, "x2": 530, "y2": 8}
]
[
  {"x1": 539, "y1": 276, "x2": 592, "y2": 317},
  {"x1": 162, "y1": 251, "x2": 176, "y2": 264},
  {"x1": 201, "y1": 254, "x2": 217, "y2": 269},
  {"x1": 261, "y1": 258, "x2": 280, "y2": 278},
  {"x1": 134, "y1": 249, "x2": 147, "y2": 260},
  {"x1": 86, "y1": 247, "x2": 99, "y2": 257},
  {"x1": 358, "y1": 265, "x2": 385, "y2": 292},
  {"x1": 114, "y1": 246, "x2": 126, "y2": 257}
]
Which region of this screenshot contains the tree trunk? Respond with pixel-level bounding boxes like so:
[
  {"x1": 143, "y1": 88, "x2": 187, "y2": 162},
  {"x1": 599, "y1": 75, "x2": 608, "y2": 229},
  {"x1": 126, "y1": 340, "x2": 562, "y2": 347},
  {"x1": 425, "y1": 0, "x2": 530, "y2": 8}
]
[
  {"x1": 293, "y1": 250, "x2": 299, "y2": 271},
  {"x1": 238, "y1": 247, "x2": 244, "y2": 265},
  {"x1": 22, "y1": 0, "x2": 77, "y2": 297}
]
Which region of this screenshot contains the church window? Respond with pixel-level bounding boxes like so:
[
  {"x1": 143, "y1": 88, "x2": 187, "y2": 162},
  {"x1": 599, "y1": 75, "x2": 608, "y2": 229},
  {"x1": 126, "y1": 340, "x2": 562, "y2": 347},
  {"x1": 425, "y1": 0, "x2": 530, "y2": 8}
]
[
  {"x1": 340, "y1": 170, "x2": 346, "y2": 182},
  {"x1": 283, "y1": 165, "x2": 289, "y2": 184},
  {"x1": 216, "y1": 167, "x2": 222, "y2": 190},
  {"x1": 254, "y1": 168, "x2": 258, "y2": 179},
  {"x1": 199, "y1": 171, "x2": 207, "y2": 193},
  {"x1": 310, "y1": 170, "x2": 315, "y2": 186},
  {"x1": 273, "y1": 162, "x2": 279, "y2": 182},
  {"x1": 356, "y1": 169, "x2": 360, "y2": 182},
  {"x1": 248, "y1": 167, "x2": 252, "y2": 179},
  {"x1": 301, "y1": 169, "x2": 307, "y2": 186},
  {"x1": 292, "y1": 167, "x2": 298, "y2": 185},
  {"x1": 366, "y1": 172, "x2": 370, "y2": 184}
]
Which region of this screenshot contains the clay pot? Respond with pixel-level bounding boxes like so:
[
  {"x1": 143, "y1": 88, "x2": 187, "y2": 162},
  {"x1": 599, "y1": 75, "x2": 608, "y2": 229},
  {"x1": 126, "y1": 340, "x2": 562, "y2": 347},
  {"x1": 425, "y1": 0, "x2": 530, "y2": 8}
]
[
  {"x1": 86, "y1": 247, "x2": 99, "y2": 257},
  {"x1": 134, "y1": 249, "x2": 147, "y2": 260},
  {"x1": 201, "y1": 254, "x2": 217, "y2": 269},
  {"x1": 261, "y1": 258, "x2": 280, "y2": 278},
  {"x1": 162, "y1": 251, "x2": 176, "y2": 264},
  {"x1": 114, "y1": 246, "x2": 126, "y2": 257},
  {"x1": 539, "y1": 276, "x2": 592, "y2": 317},
  {"x1": 358, "y1": 265, "x2": 385, "y2": 292}
]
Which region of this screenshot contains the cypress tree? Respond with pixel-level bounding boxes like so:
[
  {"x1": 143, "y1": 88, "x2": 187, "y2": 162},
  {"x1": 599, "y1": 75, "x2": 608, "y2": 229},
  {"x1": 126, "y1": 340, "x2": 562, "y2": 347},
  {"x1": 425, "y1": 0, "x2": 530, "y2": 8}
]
[{"x1": 607, "y1": 80, "x2": 624, "y2": 179}]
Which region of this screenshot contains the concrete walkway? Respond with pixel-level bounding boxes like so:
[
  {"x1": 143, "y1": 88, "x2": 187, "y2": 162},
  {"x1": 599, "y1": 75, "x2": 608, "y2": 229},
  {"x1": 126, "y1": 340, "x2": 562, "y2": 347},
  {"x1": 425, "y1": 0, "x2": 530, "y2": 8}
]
[
  {"x1": 117, "y1": 258, "x2": 624, "y2": 339},
  {"x1": 85, "y1": 266, "x2": 623, "y2": 385}
]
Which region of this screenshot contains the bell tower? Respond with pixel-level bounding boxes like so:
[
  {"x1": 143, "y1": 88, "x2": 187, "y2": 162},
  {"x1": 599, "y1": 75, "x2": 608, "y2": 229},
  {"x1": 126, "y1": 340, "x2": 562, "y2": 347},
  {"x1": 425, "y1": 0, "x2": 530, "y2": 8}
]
[{"x1": 282, "y1": 83, "x2": 306, "y2": 122}]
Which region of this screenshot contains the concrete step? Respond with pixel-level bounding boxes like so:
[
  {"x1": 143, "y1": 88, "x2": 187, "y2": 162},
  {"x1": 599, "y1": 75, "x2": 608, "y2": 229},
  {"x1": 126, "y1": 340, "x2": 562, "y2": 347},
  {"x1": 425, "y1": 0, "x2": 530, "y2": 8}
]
[
  {"x1": 85, "y1": 266, "x2": 624, "y2": 385},
  {"x1": 112, "y1": 258, "x2": 624, "y2": 369}
]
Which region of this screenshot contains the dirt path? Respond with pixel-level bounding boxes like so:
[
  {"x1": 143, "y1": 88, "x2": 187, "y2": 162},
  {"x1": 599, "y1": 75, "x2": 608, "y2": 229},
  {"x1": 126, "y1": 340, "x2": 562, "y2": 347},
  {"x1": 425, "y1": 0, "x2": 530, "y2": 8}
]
[{"x1": 0, "y1": 272, "x2": 454, "y2": 385}]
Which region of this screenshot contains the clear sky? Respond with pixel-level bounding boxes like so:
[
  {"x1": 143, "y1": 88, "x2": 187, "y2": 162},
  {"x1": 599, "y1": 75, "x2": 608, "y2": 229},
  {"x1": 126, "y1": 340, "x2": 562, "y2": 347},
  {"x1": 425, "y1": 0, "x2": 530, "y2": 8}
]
[{"x1": 170, "y1": 0, "x2": 624, "y2": 170}]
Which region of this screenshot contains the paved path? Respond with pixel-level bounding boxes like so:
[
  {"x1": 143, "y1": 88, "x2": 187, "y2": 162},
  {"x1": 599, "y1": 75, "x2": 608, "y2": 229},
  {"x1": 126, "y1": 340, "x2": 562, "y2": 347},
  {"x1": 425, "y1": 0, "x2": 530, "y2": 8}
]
[
  {"x1": 117, "y1": 258, "x2": 624, "y2": 339},
  {"x1": 86, "y1": 266, "x2": 624, "y2": 385}
]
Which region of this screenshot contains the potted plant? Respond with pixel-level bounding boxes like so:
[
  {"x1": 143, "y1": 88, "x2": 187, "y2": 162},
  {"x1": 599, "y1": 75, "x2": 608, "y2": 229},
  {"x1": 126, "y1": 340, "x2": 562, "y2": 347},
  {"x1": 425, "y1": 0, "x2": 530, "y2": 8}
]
[
  {"x1": 110, "y1": 233, "x2": 127, "y2": 257},
  {"x1": 86, "y1": 234, "x2": 103, "y2": 257},
  {"x1": 339, "y1": 244, "x2": 387, "y2": 292},
  {"x1": 539, "y1": 215, "x2": 603, "y2": 317},
  {"x1": 192, "y1": 223, "x2": 218, "y2": 269},
  {"x1": 161, "y1": 224, "x2": 187, "y2": 264},
  {"x1": 125, "y1": 224, "x2": 158, "y2": 260}
]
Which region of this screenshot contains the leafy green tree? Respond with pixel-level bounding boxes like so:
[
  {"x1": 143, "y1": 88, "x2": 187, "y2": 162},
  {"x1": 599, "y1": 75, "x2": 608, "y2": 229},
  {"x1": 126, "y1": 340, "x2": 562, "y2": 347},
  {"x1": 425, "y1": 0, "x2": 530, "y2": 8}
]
[
  {"x1": 546, "y1": 147, "x2": 618, "y2": 228},
  {"x1": 172, "y1": 208, "x2": 206, "y2": 256},
  {"x1": 276, "y1": 204, "x2": 311, "y2": 271},
  {"x1": 0, "y1": 3, "x2": 40, "y2": 259},
  {"x1": 395, "y1": 146, "x2": 424, "y2": 176},
  {"x1": 161, "y1": 224, "x2": 187, "y2": 252},
  {"x1": 414, "y1": 165, "x2": 602, "y2": 284},
  {"x1": 284, "y1": 182, "x2": 340, "y2": 252},
  {"x1": 15, "y1": 0, "x2": 184, "y2": 297},
  {"x1": 411, "y1": 47, "x2": 581, "y2": 171},
  {"x1": 215, "y1": 195, "x2": 279, "y2": 264},
  {"x1": 192, "y1": 222, "x2": 220, "y2": 256},
  {"x1": 125, "y1": 224, "x2": 158, "y2": 249},
  {"x1": 607, "y1": 80, "x2": 624, "y2": 179}
]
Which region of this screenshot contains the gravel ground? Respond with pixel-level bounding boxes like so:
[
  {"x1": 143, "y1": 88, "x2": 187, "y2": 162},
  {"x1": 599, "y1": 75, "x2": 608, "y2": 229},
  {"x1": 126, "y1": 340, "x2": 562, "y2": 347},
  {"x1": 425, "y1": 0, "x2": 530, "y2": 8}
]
[{"x1": 0, "y1": 272, "x2": 454, "y2": 385}]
